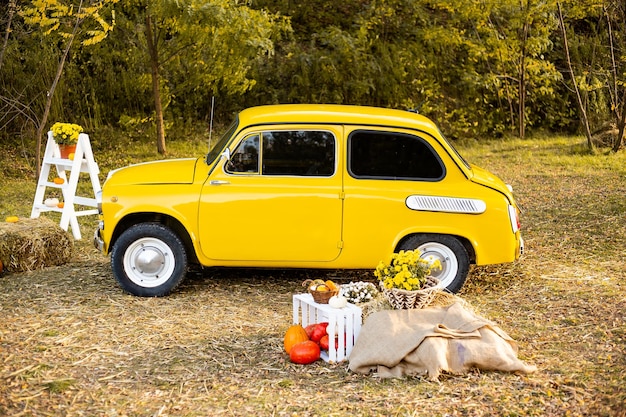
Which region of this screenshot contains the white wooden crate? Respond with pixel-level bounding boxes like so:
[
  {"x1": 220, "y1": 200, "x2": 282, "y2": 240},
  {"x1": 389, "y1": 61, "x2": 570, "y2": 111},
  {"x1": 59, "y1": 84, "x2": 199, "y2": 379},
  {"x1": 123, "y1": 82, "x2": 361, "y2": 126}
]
[{"x1": 293, "y1": 293, "x2": 362, "y2": 363}]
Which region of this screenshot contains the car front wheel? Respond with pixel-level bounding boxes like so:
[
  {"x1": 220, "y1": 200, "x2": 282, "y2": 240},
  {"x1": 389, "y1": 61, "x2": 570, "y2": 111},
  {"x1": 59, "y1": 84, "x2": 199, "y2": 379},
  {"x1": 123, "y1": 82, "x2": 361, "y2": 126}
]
[
  {"x1": 399, "y1": 234, "x2": 470, "y2": 293},
  {"x1": 111, "y1": 223, "x2": 187, "y2": 297}
]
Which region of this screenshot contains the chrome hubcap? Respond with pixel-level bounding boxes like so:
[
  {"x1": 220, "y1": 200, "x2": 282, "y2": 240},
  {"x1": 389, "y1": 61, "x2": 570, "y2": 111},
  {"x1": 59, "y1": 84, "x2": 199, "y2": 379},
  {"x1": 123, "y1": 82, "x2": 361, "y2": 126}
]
[
  {"x1": 135, "y1": 245, "x2": 166, "y2": 275},
  {"x1": 417, "y1": 242, "x2": 458, "y2": 288}
]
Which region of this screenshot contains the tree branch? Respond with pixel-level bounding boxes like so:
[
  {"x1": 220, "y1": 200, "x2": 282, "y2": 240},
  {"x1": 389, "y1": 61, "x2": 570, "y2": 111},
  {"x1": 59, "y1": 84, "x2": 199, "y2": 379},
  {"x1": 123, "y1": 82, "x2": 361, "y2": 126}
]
[{"x1": 557, "y1": 2, "x2": 594, "y2": 151}]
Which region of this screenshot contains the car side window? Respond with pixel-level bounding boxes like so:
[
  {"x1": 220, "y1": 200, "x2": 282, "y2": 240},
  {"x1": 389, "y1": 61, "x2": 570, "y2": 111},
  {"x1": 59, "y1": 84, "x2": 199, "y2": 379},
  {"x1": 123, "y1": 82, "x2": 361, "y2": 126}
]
[
  {"x1": 262, "y1": 130, "x2": 335, "y2": 176},
  {"x1": 226, "y1": 134, "x2": 260, "y2": 173},
  {"x1": 348, "y1": 130, "x2": 444, "y2": 180}
]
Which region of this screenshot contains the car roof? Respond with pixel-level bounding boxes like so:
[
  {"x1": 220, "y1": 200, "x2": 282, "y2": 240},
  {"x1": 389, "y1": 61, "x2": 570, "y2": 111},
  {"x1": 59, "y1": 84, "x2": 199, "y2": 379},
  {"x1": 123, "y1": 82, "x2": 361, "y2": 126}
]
[{"x1": 238, "y1": 104, "x2": 440, "y2": 134}]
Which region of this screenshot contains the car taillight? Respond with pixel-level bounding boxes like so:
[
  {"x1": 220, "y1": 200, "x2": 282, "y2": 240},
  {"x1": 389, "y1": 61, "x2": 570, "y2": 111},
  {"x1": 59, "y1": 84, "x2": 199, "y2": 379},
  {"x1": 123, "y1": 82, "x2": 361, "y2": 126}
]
[{"x1": 508, "y1": 205, "x2": 521, "y2": 233}]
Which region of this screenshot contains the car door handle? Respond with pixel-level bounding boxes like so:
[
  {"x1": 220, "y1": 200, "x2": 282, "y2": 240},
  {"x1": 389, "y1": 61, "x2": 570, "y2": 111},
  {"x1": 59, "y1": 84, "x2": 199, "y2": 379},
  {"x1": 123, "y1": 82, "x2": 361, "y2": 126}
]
[{"x1": 210, "y1": 180, "x2": 230, "y2": 185}]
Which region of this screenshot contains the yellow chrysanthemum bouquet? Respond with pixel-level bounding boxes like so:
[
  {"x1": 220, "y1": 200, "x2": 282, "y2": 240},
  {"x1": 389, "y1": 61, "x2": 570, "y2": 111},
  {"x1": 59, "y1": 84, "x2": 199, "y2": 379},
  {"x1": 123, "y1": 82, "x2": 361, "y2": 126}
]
[
  {"x1": 51, "y1": 122, "x2": 83, "y2": 145},
  {"x1": 375, "y1": 249, "x2": 442, "y2": 309},
  {"x1": 375, "y1": 249, "x2": 441, "y2": 291}
]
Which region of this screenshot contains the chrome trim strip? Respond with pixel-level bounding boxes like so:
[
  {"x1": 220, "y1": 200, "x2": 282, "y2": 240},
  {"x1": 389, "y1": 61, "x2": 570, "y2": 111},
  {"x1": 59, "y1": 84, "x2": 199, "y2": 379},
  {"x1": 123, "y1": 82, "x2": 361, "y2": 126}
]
[{"x1": 406, "y1": 195, "x2": 487, "y2": 214}]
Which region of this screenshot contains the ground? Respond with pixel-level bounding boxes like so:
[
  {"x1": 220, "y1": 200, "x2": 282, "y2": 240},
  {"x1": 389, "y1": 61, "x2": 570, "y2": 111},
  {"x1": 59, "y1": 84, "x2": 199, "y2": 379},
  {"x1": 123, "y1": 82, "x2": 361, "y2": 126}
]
[{"x1": 0, "y1": 136, "x2": 624, "y2": 416}]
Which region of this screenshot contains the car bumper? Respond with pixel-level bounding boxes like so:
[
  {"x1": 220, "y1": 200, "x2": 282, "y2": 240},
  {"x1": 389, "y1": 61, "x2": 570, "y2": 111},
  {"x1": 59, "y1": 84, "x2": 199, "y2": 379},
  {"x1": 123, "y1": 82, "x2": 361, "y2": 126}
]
[{"x1": 94, "y1": 227, "x2": 104, "y2": 252}]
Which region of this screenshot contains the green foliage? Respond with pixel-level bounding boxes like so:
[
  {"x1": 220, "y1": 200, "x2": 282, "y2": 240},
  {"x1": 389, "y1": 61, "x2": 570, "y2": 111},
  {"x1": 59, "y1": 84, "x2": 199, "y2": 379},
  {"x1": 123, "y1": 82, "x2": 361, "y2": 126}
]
[
  {"x1": 0, "y1": 0, "x2": 624, "y2": 146},
  {"x1": 249, "y1": 0, "x2": 568, "y2": 138},
  {"x1": 91, "y1": 0, "x2": 290, "y2": 134},
  {"x1": 0, "y1": 0, "x2": 118, "y2": 139},
  {"x1": 165, "y1": 0, "x2": 290, "y2": 117},
  {"x1": 20, "y1": 0, "x2": 118, "y2": 45}
]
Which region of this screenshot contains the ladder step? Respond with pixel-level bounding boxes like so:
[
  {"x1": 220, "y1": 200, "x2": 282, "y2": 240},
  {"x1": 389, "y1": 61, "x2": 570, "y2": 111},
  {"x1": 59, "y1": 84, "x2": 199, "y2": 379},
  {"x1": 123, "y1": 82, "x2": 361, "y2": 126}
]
[
  {"x1": 40, "y1": 181, "x2": 65, "y2": 189},
  {"x1": 42, "y1": 158, "x2": 96, "y2": 173},
  {"x1": 33, "y1": 204, "x2": 98, "y2": 217},
  {"x1": 34, "y1": 197, "x2": 97, "y2": 208},
  {"x1": 43, "y1": 157, "x2": 75, "y2": 168},
  {"x1": 32, "y1": 204, "x2": 63, "y2": 213}
]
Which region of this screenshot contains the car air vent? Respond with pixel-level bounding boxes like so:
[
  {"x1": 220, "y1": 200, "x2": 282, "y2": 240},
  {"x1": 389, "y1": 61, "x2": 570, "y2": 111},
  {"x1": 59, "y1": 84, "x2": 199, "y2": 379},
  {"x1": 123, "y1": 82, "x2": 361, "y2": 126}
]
[{"x1": 406, "y1": 195, "x2": 486, "y2": 214}]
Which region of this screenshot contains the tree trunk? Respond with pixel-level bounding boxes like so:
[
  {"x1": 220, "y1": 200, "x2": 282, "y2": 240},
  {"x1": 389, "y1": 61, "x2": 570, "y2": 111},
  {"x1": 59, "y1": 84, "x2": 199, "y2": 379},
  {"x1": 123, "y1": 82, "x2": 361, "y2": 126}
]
[
  {"x1": 518, "y1": 70, "x2": 525, "y2": 139},
  {"x1": 0, "y1": 0, "x2": 16, "y2": 72},
  {"x1": 613, "y1": 90, "x2": 626, "y2": 152},
  {"x1": 34, "y1": 23, "x2": 78, "y2": 178},
  {"x1": 557, "y1": 2, "x2": 594, "y2": 151},
  {"x1": 504, "y1": 81, "x2": 516, "y2": 132},
  {"x1": 517, "y1": 3, "x2": 530, "y2": 140},
  {"x1": 605, "y1": 4, "x2": 625, "y2": 152},
  {"x1": 145, "y1": 14, "x2": 167, "y2": 155}
]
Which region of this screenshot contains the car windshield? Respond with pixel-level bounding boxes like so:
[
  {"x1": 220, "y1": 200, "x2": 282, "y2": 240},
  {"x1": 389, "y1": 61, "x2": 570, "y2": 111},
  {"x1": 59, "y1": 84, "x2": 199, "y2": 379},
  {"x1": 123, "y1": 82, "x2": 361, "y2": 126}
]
[{"x1": 206, "y1": 118, "x2": 239, "y2": 164}]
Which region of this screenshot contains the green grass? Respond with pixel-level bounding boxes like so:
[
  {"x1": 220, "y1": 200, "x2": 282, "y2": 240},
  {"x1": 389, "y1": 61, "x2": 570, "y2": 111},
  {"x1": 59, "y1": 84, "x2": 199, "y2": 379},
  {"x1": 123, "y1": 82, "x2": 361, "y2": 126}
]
[{"x1": 0, "y1": 132, "x2": 625, "y2": 416}]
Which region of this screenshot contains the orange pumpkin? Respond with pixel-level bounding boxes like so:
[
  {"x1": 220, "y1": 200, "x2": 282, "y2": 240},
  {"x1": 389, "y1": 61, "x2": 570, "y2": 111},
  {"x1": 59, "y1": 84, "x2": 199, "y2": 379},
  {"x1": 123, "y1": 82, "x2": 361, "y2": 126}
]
[
  {"x1": 283, "y1": 324, "x2": 309, "y2": 354},
  {"x1": 53, "y1": 177, "x2": 65, "y2": 185},
  {"x1": 289, "y1": 341, "x2": 320, "y2": 364}
]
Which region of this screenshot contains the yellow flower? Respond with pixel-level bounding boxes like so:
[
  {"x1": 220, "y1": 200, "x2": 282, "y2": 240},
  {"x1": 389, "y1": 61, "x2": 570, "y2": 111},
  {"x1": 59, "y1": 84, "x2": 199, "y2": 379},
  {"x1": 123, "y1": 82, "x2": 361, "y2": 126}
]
[
  {"x1": 374, "y1": 249, "x2": 442, "y2": 291},
  {"x1": 51, "y1": 122, "x2": 83, "y2": 145}
]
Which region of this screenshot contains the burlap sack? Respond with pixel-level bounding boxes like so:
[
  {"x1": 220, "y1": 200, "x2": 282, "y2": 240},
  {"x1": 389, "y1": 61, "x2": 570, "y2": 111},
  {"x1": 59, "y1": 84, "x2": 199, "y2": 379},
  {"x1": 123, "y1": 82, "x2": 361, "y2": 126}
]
[{"x1": 348, "y1": 302, "x2": 537, "y2": 380}]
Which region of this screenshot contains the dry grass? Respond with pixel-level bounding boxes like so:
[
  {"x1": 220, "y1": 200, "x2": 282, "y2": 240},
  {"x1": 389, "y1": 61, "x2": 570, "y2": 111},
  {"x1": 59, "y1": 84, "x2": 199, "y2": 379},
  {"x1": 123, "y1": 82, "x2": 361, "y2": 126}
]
[
  {"x1": 0, "y1": 217, "x2": 73, "y2": 273},
  {"x1": 1, "y1": 136, "x2": 625, "y2": 416}
]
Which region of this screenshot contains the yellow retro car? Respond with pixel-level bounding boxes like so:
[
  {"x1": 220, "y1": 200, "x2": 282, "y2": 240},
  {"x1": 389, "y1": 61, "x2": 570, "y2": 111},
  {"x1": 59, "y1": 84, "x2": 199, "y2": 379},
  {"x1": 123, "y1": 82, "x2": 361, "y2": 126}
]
[{"x1": 95, "y1": 104, "x2": 523, "y2": 297}]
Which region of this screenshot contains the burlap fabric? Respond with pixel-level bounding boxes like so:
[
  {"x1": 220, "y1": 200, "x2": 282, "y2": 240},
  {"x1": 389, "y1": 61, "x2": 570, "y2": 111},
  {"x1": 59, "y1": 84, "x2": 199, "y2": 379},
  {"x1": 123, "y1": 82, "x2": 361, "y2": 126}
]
[{"x1": 348, "y1": 302, "x2": 537, "y2": 380}]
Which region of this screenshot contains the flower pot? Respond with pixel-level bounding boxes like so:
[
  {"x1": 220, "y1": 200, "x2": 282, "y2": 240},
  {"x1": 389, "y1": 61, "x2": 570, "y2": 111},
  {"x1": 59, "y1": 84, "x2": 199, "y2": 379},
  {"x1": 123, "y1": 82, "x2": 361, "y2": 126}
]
[
  {"x1": 58, "y1": 144, "x2": 77, "y2": 160},
  {"x1": 380, "y1": 276, "x2": 440, "y2": 309}
]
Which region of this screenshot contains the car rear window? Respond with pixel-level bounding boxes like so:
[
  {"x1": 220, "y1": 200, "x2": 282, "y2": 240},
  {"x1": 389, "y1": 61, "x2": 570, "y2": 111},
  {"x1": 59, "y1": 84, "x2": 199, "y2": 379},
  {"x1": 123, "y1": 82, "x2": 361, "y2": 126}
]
[{"x1": 348, "y1": 130, "x2": 444, "y2": 180}]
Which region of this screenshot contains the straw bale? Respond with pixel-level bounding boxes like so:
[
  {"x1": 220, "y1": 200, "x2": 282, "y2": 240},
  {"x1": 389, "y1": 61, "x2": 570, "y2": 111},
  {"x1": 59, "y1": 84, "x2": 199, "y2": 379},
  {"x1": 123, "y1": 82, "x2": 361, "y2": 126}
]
[{"x1": 0, "y1": 217, "x2": 73, "y2": 273}]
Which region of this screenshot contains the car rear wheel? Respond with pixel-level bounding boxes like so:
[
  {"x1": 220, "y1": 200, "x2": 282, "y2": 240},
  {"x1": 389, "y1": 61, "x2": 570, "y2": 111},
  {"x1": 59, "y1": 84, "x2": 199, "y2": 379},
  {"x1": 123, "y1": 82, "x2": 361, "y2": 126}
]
[
  {"x1": 111, "y1": 223, "x2": 187, "y2": 297},
  {"x1": 399, "y1": 234, "x2": 470, "y2": 293}
]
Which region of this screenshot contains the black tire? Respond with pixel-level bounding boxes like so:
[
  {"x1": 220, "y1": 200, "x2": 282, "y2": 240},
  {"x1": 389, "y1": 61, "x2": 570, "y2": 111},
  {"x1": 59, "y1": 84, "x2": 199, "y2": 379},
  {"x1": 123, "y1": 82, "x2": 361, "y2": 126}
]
[
  {"x1": 111, "y1": 223, "x2": 188, "y2": 297},
  {"x1": 399, "y1": 234, "x2": 470, "y2": 293}
]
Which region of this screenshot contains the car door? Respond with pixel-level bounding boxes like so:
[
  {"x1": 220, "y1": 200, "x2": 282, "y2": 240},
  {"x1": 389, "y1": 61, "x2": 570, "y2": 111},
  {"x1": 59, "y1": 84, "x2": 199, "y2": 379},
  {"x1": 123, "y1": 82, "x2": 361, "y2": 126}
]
[
  {"x1": 340, "y1": 126, "x2": 466, "y2": 262},
  {"x1": 198, "y1": 125, "x2": 343, "y2": 263}
]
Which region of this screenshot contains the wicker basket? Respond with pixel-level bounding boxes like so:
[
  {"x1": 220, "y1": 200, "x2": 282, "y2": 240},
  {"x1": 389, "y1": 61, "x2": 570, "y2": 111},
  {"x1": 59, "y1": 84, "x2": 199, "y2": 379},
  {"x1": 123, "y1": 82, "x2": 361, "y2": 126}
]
[
  {"x1": 302, "y1": 280, "x2": 339, "y2": 304},
  {"x1": 380, "y1": 276, "x2": 440, "y2": 309}
]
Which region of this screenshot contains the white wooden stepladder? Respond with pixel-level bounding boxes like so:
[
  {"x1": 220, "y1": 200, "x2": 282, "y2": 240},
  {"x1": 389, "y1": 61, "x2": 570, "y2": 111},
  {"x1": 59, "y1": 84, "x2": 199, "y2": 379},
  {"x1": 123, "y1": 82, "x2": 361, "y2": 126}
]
[{"x1": 31, "y1": 131, "x2": 101, "y2": 239}]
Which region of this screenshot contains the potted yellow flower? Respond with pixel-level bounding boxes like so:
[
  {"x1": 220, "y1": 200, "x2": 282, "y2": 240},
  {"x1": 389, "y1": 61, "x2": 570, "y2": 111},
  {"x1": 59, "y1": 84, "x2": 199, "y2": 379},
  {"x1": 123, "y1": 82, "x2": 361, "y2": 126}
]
[
  {"x1": 374, "y1": 249, "x2": 442, "y2": 309},
  {"x1": 51, "y1": 122, "x2": 83, "y2": 159}
]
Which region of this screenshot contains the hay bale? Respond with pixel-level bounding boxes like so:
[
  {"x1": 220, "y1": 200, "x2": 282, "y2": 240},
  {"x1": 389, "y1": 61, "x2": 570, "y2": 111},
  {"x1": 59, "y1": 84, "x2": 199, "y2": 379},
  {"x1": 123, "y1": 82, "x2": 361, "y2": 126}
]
[{"x1": 0, "y1": 217, "x2": 74, "y2": 273}]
